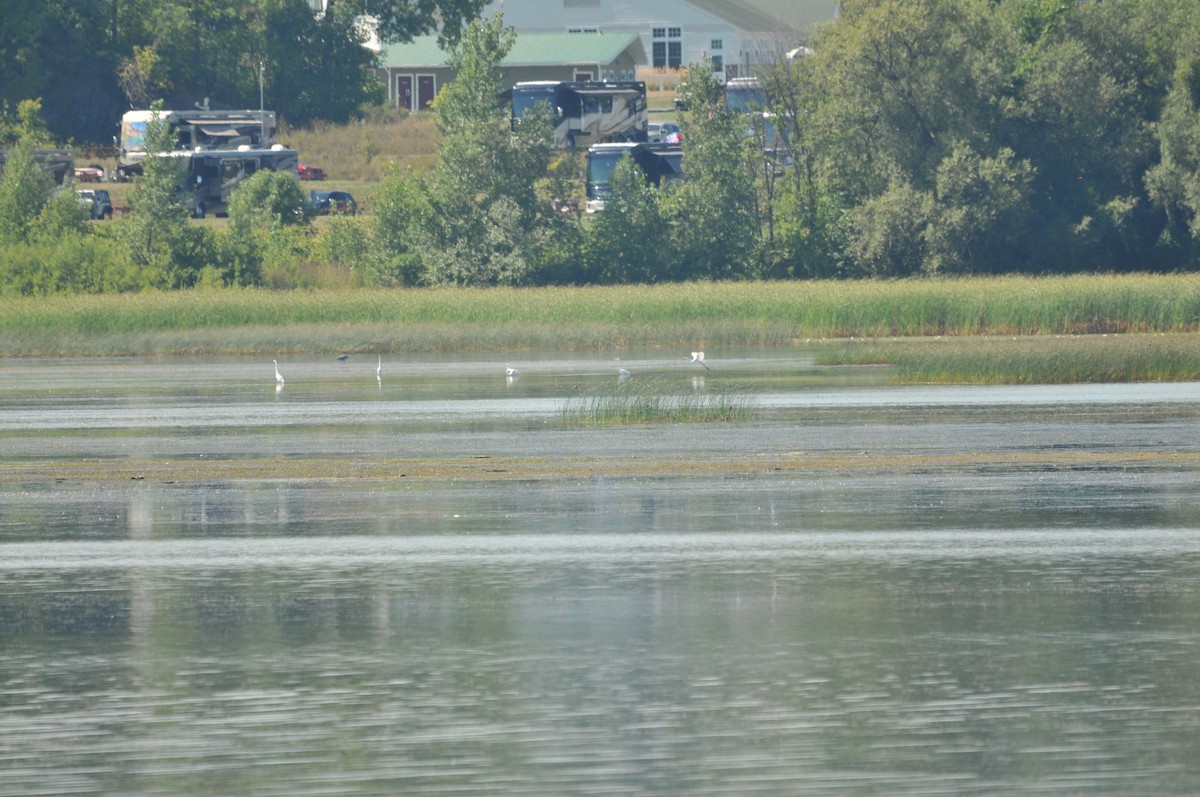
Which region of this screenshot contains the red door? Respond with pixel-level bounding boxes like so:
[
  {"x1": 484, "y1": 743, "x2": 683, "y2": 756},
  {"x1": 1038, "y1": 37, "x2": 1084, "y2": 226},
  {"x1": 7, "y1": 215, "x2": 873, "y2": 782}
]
[
  {"x1": 397, "y1": 75, "x2": 413, "y2": 111},
  {"x1": 417, "y1": 75, "x2": 436, "y2": 110}
]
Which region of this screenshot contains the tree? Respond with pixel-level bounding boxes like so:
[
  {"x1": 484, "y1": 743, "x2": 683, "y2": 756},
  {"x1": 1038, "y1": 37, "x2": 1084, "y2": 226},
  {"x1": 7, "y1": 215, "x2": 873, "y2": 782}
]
[
  {"x1": 328, "y1": 0, "x2": 488, "y2": 46},
  {"x1": 374, "y1": 13, "x2": 557, "y2": 286},
  {"x1": 581, "y1": 155, "x2": 669, "y2": 284},
  {"x1": 0, "y1": 144, "x2": 55, "y2": 245},
  {"x1": 666, "y1": 61, "x2": 759, "y2": 280},
  {"x1": 218, "y1": 169, "x2": 314, "y2": 286},
  {"x1": 119, "y1": 108, "x2": 213, "y2": 288}
]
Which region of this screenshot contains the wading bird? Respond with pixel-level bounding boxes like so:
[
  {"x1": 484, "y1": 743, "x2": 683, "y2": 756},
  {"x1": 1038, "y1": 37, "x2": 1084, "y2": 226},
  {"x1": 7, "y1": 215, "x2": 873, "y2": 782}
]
[
  {"x1": 689, "y1": 351, "x2": 710, "y2": 371},
  {"x1": 506, "y1": 364, "x2": 520, "y2": 378},
  {"x1": 336, "y1": 354, "x2": 350, "y2": 362},
  {"x1": 273, "y1": 360, "x2": 285, "y2": 385},
  {"x1": 376, "y1": 356, "x2": 382, "y2": 380}
]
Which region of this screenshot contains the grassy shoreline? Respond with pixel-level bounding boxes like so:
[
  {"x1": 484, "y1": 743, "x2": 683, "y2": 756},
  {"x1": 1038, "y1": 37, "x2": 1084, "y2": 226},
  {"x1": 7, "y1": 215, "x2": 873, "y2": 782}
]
[{"x1": 4, "y1": 275, "x2": 1200, "y2": 382}]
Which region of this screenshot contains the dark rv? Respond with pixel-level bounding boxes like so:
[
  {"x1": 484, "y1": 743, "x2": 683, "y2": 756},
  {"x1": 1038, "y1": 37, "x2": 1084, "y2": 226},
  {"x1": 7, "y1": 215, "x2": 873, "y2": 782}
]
[
  {"x1": 173, "y1": 145, "x2": 299, "y2": 218},
  {"x1": 585, "y1": 142, "x2": 683, "y2": 213},
  {"x1": 0, "y1": 148, "x2": 74, "y2": 184},
  {"x1": 510, "y1": 81, "x2": 648, "y2": 148}
]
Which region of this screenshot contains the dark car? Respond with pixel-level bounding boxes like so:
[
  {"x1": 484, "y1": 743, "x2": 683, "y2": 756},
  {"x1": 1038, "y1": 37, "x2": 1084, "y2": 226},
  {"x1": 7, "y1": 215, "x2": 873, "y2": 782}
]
[
  {"x1": 309, "y1": 190, "x2": 357, "y2": 215},
  {"x1": 77, "y1": 188, "x2": 114, "y2": 220}
]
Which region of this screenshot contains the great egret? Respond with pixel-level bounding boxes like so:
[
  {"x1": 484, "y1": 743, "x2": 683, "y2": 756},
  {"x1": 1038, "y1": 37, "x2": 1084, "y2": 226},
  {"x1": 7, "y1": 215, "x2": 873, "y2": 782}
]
[
  {"x1": 273, "y1": 359, "x2": 285, "y2": 385},
  {"x1": 376, "y1": 356, "x2": 382, "y2": 379},
  {"x1": 689, "y1": 351, "x2": 710, "y2": 371},
  {"x1": 506, "y1": 364, "x2": 520, "y2": 378}
]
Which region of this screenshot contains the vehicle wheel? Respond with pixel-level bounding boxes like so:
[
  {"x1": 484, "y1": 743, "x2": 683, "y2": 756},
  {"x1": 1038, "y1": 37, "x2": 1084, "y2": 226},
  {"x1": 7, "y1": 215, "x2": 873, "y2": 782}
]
[{"x1": 103, "y1": 210, "x2": 112, "y2": 220}]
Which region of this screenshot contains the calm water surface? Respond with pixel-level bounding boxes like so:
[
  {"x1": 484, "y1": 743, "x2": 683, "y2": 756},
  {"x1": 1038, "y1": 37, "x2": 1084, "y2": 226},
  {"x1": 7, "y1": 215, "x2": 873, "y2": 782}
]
[{"x1": 2, "y1": 352, "x2": 1200, "y2": 795}]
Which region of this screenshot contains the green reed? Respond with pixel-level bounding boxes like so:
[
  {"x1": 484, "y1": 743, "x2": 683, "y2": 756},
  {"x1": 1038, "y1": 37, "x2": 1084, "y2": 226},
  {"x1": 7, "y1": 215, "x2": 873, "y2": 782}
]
[
  {"x1": 4, "y1": 275, "x2": 1200, "y2": 357},
  {"x1": 818, "y1": 333, "x2": 1200, "y2": 384},
  {"x1": 561, "y1": 379, "x2": 754, "y2": 425}
]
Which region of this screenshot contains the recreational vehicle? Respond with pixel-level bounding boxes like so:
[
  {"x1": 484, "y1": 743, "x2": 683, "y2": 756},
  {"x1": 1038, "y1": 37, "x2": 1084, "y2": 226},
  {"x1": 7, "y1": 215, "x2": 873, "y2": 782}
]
[
  {"x1": 173, "y1": 145, "x2": 298, "y2": 218},
  {"x1": 0, "y1": 148, "x2": 74, "y2": 184},
  {"x1": 585, "y1": 142, "x2": 683, "y2": 213},
  {"x1": 511, "y1": 81, "x2": 648, "y2": 149},
  {"x1": 118, "y1": 109, "x2": 278, "y2": 179}
]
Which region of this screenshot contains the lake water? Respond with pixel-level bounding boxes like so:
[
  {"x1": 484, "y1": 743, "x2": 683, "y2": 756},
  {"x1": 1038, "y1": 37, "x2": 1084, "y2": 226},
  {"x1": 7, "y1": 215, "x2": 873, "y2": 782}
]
[{"x1": 3, "y1": 351, "x2": 1200, "y2": 795}]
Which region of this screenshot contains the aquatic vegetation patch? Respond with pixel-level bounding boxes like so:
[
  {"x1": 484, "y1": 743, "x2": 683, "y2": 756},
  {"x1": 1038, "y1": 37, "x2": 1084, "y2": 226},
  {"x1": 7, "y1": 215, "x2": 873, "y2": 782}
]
[
  {"x1": 561, "y1": 379, "x2": 754, "y2": 425},
  {"x1": 817, "y1": 334, "x2": 1200, "y2": 384}
]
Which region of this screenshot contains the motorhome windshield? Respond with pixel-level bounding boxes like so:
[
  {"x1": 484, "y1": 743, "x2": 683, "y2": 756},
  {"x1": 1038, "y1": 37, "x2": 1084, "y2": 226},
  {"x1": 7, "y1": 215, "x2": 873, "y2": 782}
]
[
  {"x1": 512, "y1": 87, "x2": 558, "y2": 117},
  {"x1": 726, "y1": 82, "x2": 770, "y2": 113},
  {"x1": 587, "y1": 151, "x2": 626, "y2": 192}
]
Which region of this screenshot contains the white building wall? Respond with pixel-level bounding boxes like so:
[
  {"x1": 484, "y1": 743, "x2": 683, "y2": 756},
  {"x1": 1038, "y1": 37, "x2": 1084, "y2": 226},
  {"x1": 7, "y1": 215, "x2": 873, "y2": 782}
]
[{"x1": 482, "y1": 0, "x2": 790, "y2": 80}]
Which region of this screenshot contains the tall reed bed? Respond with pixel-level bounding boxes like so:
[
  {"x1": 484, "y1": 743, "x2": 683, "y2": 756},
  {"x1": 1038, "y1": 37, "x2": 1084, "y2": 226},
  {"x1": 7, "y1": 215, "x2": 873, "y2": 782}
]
[
  {"x1": 819, "y1": 334, "x2": 1200, "y2": 384},
  {"x1": 562, "y1": 379, "x2": 753, "y2": 425},
  {"x1": 4, "y1": 275, "x2": 1200, "y2": 356}
]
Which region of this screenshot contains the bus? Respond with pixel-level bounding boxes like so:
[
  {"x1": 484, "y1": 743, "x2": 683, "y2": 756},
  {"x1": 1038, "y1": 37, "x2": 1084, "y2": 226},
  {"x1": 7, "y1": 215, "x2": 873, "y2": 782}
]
[
  {"x1": 510, "y1": 81, "x2": 648, "y2": 149},
  {"x1": 118, "y1": 109, "x2": 277, "y2": 179},
  {"x1": 585, "y1": 142, "x2": 683, "y2": 213},
  {"x1": 172, "y1": 144, "x2": 299, "y2": 218}
]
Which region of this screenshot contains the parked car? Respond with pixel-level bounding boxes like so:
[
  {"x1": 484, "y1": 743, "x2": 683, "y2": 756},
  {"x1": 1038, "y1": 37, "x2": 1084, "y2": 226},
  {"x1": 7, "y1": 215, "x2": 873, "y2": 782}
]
[
  {"x1": 74, "y1": 164, "x2": 106, "y2": 182},
  {"x1": 77, "y1": 188, "x2": 113, "y2": 220},
  {"x1": 647, "y1": 121, "x2": 682, "y2": 144},
  {"x1": 309, "y1": 190, "x2": 357, "y2": 215},
  {"x1": 298, "y1": 163, "x2": 326, "y2": 181}
]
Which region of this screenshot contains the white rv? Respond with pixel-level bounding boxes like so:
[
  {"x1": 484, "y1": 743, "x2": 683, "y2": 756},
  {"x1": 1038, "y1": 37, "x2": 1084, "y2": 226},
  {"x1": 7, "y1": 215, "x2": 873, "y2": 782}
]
[{"x1": 117, "y1": 109, "x2": 278, "y2": 179}]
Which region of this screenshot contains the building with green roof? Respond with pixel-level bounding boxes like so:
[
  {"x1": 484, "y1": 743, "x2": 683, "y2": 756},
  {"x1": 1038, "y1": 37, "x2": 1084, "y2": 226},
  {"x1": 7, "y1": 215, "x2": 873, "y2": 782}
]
[{"x1": 379, "y1": 31, "x2": 646, "y2": 112}]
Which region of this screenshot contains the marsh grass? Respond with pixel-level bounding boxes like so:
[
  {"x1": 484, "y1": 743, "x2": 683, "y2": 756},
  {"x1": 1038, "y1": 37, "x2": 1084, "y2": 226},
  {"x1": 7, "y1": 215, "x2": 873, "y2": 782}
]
[
  {"x1": 5, "y1": 275, "x2": 1200, "y2": 364},
  {"x1": 280, "y1": 113, "x2": 439, "y2": 182},
  {"x1": 819, "y1": 334, "x2": 1200, "y2": 384},
  {"x1": 562, "y1": 378, "x2": 754, "y2": 424}
]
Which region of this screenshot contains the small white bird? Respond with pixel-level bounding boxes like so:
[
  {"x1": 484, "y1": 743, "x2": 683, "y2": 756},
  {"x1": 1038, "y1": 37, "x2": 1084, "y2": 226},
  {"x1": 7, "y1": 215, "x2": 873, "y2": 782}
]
[
  {"x1": 506, "y1": 363, "x2": 520, "y2": 378},
  {"x1": 618, "y1": 365, "x2": 632, "y2": 380},
  {"x1": 376, "y1": 355, "x2": 382, "y2": 379},
  {"x1": 689, "y1": 351, "x2": 710, "y2": 371},
  {"x1": 273, "y1": 359, "x2": 285, "y2": 385}
]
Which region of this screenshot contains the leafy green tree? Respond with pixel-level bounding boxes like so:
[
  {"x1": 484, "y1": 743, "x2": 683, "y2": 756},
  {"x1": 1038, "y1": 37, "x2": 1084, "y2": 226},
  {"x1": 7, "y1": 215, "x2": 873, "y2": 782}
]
[
  {"x1": 119, "y1": 108, "x2": 213, "y2": 288},
  {"x1": 581, "y1": 155, "x2": 669, "y2": 284},
  {"x1": 666, "y1": 60, "x2": 759, "y2": 280},
  {"x1": 372, "y1": 13, "x2": 557, "y2": 286},
  {"x1": 218, "y1": 169, "x2": 313, "y2": 286},
  {"x1": 0, "y1": 145, "x2": 54, "y2": 244}
]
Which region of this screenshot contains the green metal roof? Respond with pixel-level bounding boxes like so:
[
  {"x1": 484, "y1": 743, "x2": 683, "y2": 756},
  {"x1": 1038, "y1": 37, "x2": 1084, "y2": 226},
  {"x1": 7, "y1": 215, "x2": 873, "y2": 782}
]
[{"x1": 380, "y1": 32, "x2": 644, "y2": 69}]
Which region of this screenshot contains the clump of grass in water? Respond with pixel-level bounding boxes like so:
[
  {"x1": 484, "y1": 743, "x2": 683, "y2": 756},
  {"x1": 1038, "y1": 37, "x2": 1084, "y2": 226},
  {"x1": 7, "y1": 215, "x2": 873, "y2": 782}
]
[{"x1": 561, "y1": 378, "x2": 753, "y2": 425}]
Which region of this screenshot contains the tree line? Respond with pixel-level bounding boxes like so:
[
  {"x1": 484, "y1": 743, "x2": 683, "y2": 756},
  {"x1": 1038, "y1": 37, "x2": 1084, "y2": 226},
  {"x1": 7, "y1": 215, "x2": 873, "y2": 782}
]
[
  {"x1": 3, "y1": 1, "x2": 1200, "y2": 294},
  {"x1": 0, "y1": 0, "x2": 486, "y2": 143}
]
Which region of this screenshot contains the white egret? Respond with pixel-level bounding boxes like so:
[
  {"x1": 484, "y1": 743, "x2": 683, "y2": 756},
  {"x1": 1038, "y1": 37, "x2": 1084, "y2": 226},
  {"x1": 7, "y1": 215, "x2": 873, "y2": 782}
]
[
  {"x1": 506, "y1": 363, "x2": 520, "y2": 378},
  {"x1": 273, "y1": 359, "x2": 285, "y2": 385},
  {"x1": 376, "y1": 356, "x2": 382, "y2": 379},
  {"x1": 689, "y1": 351, "x2": 710, "y2": 371}
]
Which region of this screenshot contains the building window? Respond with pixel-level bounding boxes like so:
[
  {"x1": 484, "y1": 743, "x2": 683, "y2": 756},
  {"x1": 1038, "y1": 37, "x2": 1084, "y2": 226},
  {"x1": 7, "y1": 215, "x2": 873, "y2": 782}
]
[
  {"x1": 652, "y1": 41, "x2": 667, "y2": 68},
  {"x1": 711, "y1": 39, "x2": 723, "y2": 51},
  {"x1": 652, "y1": 26, "x2": 682, "y2": 69},
  {"x1": 711, "y1": 55, "x2": 723, "y2": 71},
  {"x1": 568, "y1": 27, "x2": 600, "y2": 33}
]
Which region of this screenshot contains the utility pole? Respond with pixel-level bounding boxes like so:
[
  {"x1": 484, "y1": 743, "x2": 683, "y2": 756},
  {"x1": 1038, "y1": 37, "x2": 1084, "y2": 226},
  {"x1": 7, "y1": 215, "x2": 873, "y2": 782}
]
[{"x1": 259, "y1": 60, "x2": 266, "y2": 146}]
